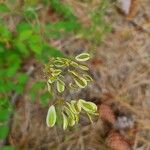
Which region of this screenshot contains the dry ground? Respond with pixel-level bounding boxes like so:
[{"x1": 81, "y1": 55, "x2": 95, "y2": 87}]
[{"x1": 9, "y1": 0, "x2": 150, "y2": 149}]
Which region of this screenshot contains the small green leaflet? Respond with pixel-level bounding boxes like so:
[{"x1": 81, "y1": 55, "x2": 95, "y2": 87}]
[
  {"x1": 75, "y1": 53, "x2": 90, "y2": 62},
  {"x1": 0, "y1": 3, "x2": 10, "y2": 13},
  {"x1": 46, "y1": 105, "x2": 56, "y2": 127},
  {"x1": 0, "y1": 125, "x2": 9, "y2": 139},
  {"x1": 56, "y1": 79, "x2": 65, "y2": 93}
]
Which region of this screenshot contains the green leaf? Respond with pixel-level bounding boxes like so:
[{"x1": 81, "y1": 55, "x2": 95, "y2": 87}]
[
  {"x1": 19, "y1": 30, "x2": 33, "y2": 41},
  {"x1": 75, "y1": 53, "x2": 90, "y2": 62},
  {"x1": 0, "y1": 24, "x2": 11, "y2": 41},
  {"x1": 15, "y1": 41, "x2": 29, "y2": 56},
  {"x1": 14, "y1": 84, "x2": 24, "y2": 94},
  {"x1": 73, "y1": 76, "x2": 87, "y2": 88},
  {"x1": 31, "y1": 82, "x2": 45, "y2": 89},
  {"x1": 0, "y1": 3, "x2": 10, "y2": 13},
  {"x1": 29, "y1": 42, "x2": 43, "y2": 54},
  {"x1": 29, "y1": 82, "x2": 45, "y2": 101},
  {"x1": 2, "y1": 146, "x2": 17, "y2": 150},
  {"x1": 46, "y1": 105, "x2": 57, "y2": 127},
  {"x1": 0, "y1": 108, "x2": 10, "y2": 122},
  {"x1": 16, "y1": 22, "x2": 32, "y2": 32},
  {"x1": 6, "y1": 63, "x2": 20, "y2": 77},
  {"x1": 40, "y1": 92, "x2": 52, "y2": 107},
  {"x1": 18, "y1": 73, "x2": 28, "y2": 84},
  {"x1": 62, "y1": 112, "x2": 68, "y2": 130},
  {"x1": 0, "y1": 125, "x2": 9, "y2": 139},
  {"x1": 56, "y1": 79, "x2": 65, "y2": 93},
  {"x1": 51, "y1": 21, "x2": 80, "y2": 32},
  {"x1": 50, "y1": 0, "x2": 76, "y2": 20},
  {"x1": 37, "y1": 45, "x2": 63, "y2": 62}
]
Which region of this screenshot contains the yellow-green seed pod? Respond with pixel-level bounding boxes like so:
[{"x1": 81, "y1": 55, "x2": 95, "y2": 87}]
[
  {"x1": 62, "y1": 112, "x2": 68, "y2": 130},
  {"x1": 68, "y1": 117, "x2": 76, "y2": 127},
  {"x1": 73, "y1": 76, "x2": 87, "y2": 88},
  {"x1": 46, "y1": 105, "x2": 57, "y2": 127},
  {"x1": 47, "y1": 82, "x2": 51, "y2": 93},
  {"x1": 64, "y1": 106, "x2": 75, "y2": 120},
  {"x1": 56, "y1": 79, "x2": 65, "y2": 93},
  {"x1": 79, "y1": 65, "x2": 89, "y2": 71},
  {"x1": 75, "y1": 53, "x2": 90, "y2": 62},
  {"x1": 83, "y1": 74, "x2": 93, "y2": 82},
  {"x1": 79, "y1": 99, "x2": 97, "y2": 113}
]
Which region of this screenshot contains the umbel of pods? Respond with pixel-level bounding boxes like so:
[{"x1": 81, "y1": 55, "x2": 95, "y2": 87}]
[{"x1": 44, "y1": 53, "x2": 98, "y2": 130}]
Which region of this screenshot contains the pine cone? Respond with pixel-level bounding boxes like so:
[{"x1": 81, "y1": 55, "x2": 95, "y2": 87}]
[
  {"x1": 99, "y1": 104, "x2": 116, "y2": 124},
  {"x1": 106, "y1": 131, "x2": 131, "y2": 150}
]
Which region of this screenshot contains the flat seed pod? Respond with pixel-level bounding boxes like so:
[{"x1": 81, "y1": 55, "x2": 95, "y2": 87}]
[
  {"x1": 52, "y1": 69, "x2": 61, "y2": 76},
  {"x1": 68, "y1": 117, "x2": 76, "y2": 126},
  {"x1": 75, "y1": 53, "x2": 90, "y2": 62},
  {"x1": 62, "y1": 112, "x2": 68, "y2": 130},
  {"x1": 79, "y1": 65, "x2": 89, "y2": 70},
  {"x1": 79, "y1": 99, "x2": 97, "y2": 113},
  {"x1": 61, "y1": 58, "x2": 70, "y2": 66},
  {"x1": 47, "y1": 82, "x2": 51, "y2": 93},
  {"x1": 74, "y1": 76, "x2": 87, "y2": 88},
  {"x1": 64, "y1": 106, "x2": 75, "y2": 119},
  {"x1": 74, "y1": 114, "x2": 79, "y2": 123},
  {"x1": 87, "y1": 113, "x2": 93, "y2": 123},
  {"x1": 56, "y1": 79, "x2": 65, "y2": 93},
  {"x1": 66, "y1": 101, "x2": 78, "y2": 114},
  {"x1": 70, "y1": 101, "x2": 79, "y2": 114},
  {"x1": 70, "y1": 61, "x2": 79, "y2": 67},
  {"x1": 46, "y1": 105, "x2": 56, "y2": 127},
  {"x1": 54, "y1": 60, "x2": 65, "y2": 67},
  {"x1": 85, "y1": 101, "x2": 97, "y2": 112},
  {"x1": 68, "y1": 70, "x2": 78, "y2": 77},
  {"x1": 83, "y1": 74, "x2": 93, "y2": 82},
  {"x1": 76, "y1": 100, "x2": 82, "y2": 112},
  {"x1": 69, "y1": 83, "x2": 78, "y2": 90},
  {"x1": 48, "y1": 76, "x2": 57, "y2": 84}
]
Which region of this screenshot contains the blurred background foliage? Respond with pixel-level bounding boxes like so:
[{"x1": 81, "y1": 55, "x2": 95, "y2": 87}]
[{"x1": 0, "y1": 0, "x2": 111, "y2": 149}]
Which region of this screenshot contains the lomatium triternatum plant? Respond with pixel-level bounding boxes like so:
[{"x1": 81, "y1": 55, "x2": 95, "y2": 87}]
[{"x1": 44, "y1": 53, "x2": 98, "y2": 130}]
